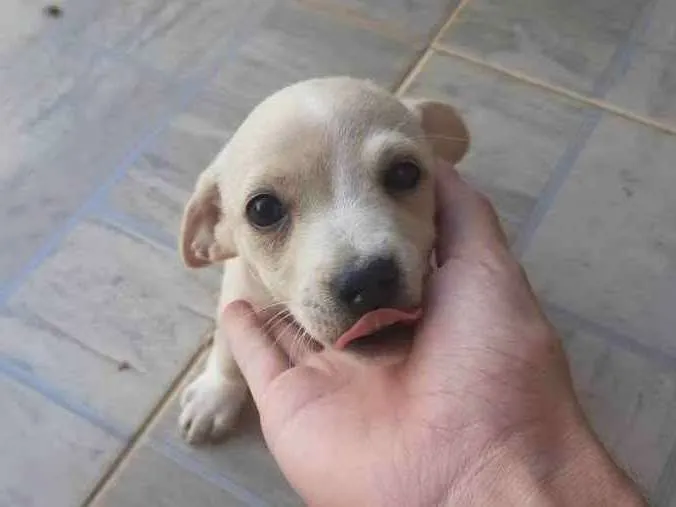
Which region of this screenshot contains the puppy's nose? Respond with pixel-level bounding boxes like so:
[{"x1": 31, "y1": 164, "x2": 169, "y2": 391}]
[{"x1": 333, "y1": 257, "x2": 400, "y2": 316}]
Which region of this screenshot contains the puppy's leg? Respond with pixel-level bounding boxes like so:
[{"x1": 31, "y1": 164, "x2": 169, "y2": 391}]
[
  {"x1": 179, "y1": 326, "x2": 247, "y2": 444},
  {"x1": 179, "y1": 258, "x2": 270, "y2": 444}
]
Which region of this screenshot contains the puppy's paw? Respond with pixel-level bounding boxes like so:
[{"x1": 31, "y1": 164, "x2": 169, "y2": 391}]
[{"x1": 178, "y1": 371, "x2": 247, "y2": 445}]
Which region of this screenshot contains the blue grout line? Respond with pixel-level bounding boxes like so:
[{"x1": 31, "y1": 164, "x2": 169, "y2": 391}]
[
  {"x1": 510, "y1": 108, "x2": 602, "y2": 257},
  {"x1": 511, "y1": 0, "x2": 658, "y2": 258},
  {"x1": 0, "y1": 0, "x2": 273, "y2": 307},
  {"x1": 147, "y1": 439, "x2": 273, "y2": 507},
  {"x1": 0, "y1": 353, "x2": 130, "y2": 440}
]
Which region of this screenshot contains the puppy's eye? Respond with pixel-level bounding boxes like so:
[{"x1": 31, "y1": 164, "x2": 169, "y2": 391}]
[
  {"x1": 246, "y1": 193, "x2": 287, "y2": 229},
  {"x1": 383, "y1": 161, "x2": 421, "y2": 193}
]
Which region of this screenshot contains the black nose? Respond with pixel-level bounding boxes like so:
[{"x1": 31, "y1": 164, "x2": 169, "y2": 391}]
[{"x1": 333, "y1": 257, "x2": 401, "y2": 316}]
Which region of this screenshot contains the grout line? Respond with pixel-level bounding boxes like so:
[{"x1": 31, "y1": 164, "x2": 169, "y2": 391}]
[
  {"x1": 394, "y1": 0, "x2": 475, "y2": 96},
  {"x1": 394, "y1": 47, "x2": 434, "y2": 96},
  {"x1": 432, "y1": 45, "x2": 676, "y2": 136},
  {"x1": 82, "y1": 340, "x2": 212, "y2": 506}
]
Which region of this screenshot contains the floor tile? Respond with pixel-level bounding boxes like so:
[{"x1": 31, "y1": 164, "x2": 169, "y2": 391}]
[
  {"x1": 522, "y1": 114, "x2": 676, "y2": 355},
  {"x1": 553, "y1": 313, "x2": 676, "y2": 499},
  {"x1": 439, "y1": 0, "x2": 676, "y2": 126},
  {"x1": 311, "y1": 0, "x2": 460, "y2": 42},
  {"x1": 404, "y1": 51, "x2": 593, "y2": 237},
  {"x1": 1, "y1": 219, "x2": 215, "y2": 430},
  {"x1": 97, "y1": 446, "x2": 250, "y2": 507},
  {"x1": 0, "y1": 376, "x2": 120, "y2": 507},
  {"x1": 0, "y1": 35, "x2": 180, "y2": 289},
  {"x1": 148, "y1": 362, "x2": 302, "y2": 507}
]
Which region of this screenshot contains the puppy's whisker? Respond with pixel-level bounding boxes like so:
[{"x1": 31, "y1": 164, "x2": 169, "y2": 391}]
[
  {"x1": 227, "y1": 301, "x2": 287, "y2": 322},
  {"x1": 266, "y1": 312, "x2": 295, "y2": 337},
  {"x1": 255, "y1": 301, "x2": 290, "y2": 314},
  {"x1": 272, "y1": 319, "x2": 298, "y2": 347},
  {"x1": 263, "y1": 310, "x2": 292, "y2": 334},
  {"x1": 261, "y1": 308, "x2": 291, "y2": 331},
  {"x1": 289, "y1": 327, "x2": 304, "y2": 366}
]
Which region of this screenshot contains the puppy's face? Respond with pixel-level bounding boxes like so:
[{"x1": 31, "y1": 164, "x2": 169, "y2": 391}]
[{"x1": 180, "y1": 78, "x2": 469, "y2": 345}]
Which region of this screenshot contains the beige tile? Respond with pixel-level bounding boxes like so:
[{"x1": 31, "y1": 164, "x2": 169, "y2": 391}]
[
  {"x1": 309, "y1": 0, "x2": 460, "y2": 42},
  {"x1": 439, "y1": 0, "x2": 676, "y2": 126},
  {"x1": 0, "y1": 35, "x2": 180, "y2": 286},
  {"x1": 0, "y1": 377, "x2": 120, "y2": 507},
  {"x1": 554, "y1": 314, "x2": 676, "y2": 498},
  {"x1": 148, "y1": 362, "x2": 302, "y2": 506},
  {"x1": 2, "y1": 219, "x2": 215, "y2": 429},
  {"x1": 96, "y1": 446, "x2": 250, "y2": 507},
  {"x1": 404, "y1": 51, "x2": 592, "y2": 237},
  {"x1": 522, "y1": 114, "x2": 676, "y2": 355}
]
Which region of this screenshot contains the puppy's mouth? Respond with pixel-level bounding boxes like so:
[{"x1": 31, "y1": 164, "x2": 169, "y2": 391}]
[{"x1": 335, "y1": 308, "x2": 422, "y2": 349}]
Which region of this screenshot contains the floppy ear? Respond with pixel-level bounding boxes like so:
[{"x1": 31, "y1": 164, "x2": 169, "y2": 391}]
[
  {"x1": 403, "y1": 98, "x2": 470, "y2": 165},
  {"x1": 179, "y1": 167, "x2": 236, "y2": 268}
]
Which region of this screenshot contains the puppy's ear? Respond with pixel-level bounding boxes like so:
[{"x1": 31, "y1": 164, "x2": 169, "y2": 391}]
[
  {"x1": 179, "y1": 168, "x2": 235, "y2": 268},
  {"x1": 403, "y1": 98, "x2": 470, "y2": 165}
]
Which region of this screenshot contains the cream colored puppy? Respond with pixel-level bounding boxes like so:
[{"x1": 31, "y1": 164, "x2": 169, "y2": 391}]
[{"x1": 178, "y1": 77, "x2": 469, "y2": 444}]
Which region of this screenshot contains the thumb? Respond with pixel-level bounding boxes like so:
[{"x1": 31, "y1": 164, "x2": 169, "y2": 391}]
[{"x1": 435, "y1": 163, "x2": 508, "y2": 265}]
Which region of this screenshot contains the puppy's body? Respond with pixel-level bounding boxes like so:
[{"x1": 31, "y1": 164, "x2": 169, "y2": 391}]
[{"x1": 178, "y1": 77, "x2": 469, "y2": 443}]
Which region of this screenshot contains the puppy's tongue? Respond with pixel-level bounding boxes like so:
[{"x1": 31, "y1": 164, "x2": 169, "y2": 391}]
[{"x1": 335, "y1": 308, "x2": 422, "y2": 349}]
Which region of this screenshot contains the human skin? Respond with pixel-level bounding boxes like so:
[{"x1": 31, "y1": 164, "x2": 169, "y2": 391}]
[{"x1": 222, "y1": 167, "x2": 646, "y2": 507}]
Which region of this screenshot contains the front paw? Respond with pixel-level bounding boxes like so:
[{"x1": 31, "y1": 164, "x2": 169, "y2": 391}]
[{"x1": 178, "y1": 371, "x2": 247, "y2": 445}]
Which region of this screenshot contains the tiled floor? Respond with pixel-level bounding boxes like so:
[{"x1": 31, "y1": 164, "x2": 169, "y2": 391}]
[{"x1": 1, "y1": 0, "x2": 675, "y2": 505}]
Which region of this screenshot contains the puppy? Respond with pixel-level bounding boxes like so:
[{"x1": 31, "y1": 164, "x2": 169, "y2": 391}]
[{"x1": 178, "y1": 77, "x2": 469, "y2": 444}]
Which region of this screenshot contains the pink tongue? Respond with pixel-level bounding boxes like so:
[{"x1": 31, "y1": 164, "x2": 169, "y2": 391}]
[{"x1": 335, "y1": 308, "x2": 422, "y2": 349}]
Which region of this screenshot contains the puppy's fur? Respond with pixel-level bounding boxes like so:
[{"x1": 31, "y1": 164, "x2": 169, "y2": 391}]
[{"x1": 178, "y1": 77, "x2": 469, "y2": 444}]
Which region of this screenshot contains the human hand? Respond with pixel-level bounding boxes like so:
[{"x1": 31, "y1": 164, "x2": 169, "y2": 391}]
[{"x1": 223, "y1": 166, "x2": 644, "y2": 506}]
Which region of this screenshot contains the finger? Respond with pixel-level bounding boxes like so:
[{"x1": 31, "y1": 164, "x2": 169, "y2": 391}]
[
  {"x1": 435, "y1": 163, "x2": 508, "y2": 265},
  {"x1": 222, "y1": 300, "x2": 289, "y2": 406}
]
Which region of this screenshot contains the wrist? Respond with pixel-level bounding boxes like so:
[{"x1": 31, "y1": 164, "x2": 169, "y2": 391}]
[{"x1": 443, "y1": 416, "x2": 646, "y2": 507}]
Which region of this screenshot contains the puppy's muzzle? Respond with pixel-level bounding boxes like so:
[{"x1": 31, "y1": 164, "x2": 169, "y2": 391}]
[{"x1": 332, "y1": 256, "x2": 401, "y2": 317}]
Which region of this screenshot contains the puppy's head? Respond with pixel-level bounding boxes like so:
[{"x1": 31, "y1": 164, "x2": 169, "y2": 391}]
[{"x1": 180, "y1": 77, "x2": 469, "y2": 345}]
